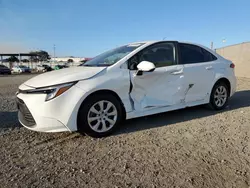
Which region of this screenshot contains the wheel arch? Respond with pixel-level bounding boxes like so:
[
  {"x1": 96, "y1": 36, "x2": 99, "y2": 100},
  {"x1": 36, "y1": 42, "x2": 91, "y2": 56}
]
[
  {"x1": 212, "y1": 77, "x2": 231, "y2": 96},
  {"x1": 76, "y1": 89, "x2": 126, "y2": 129}
]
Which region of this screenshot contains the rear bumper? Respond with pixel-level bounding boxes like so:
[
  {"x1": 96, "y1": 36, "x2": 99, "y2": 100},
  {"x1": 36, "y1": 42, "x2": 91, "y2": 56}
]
[{"x1": 230, "y1": 76, "x2": 237, "y2": 97}]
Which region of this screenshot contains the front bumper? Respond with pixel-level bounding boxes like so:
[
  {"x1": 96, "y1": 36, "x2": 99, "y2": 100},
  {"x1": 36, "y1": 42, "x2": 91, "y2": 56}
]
[
  {"x1": 16, "y1": 97, "x2": 70, "y2": 132},
  {"x1": 16, "y1": 97, "x2": 36, "y2": 127},
  {"x1": 16, "y1": 85, "x2": 88, "y2": 133}
]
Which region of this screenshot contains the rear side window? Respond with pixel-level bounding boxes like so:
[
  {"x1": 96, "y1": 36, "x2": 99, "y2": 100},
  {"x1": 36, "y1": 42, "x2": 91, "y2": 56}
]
[
  {"x1": 180, "y1": 43, "x2": 217, "y2": 64},
  {"x1": 202, "y1": 48, "x2": 217, "y2": 61}
]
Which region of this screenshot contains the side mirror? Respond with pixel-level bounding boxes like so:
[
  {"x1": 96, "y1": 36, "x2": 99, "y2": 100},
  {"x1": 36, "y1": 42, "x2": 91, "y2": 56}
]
[{"x1": 136, "y1": 61, "x2": 155, "y2": 75}]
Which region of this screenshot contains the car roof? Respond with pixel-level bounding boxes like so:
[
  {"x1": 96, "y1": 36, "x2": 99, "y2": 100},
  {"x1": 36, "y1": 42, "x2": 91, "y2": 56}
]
[
  {"x1": 128, "y1": 40, "x2": 216, "y2": 54},
  {"x1": 128, "y1": 40, "x2": 206, "y2": 46},
  {"x1": 125, "y1": 40, "x2": 220, "y2": 60}
]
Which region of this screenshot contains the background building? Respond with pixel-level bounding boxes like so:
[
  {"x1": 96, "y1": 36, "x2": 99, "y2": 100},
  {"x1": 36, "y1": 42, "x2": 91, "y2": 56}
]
[
  {"x1": 0, "y1": 53, "x2": 92, "y2": 69},
  {"x1": 216, "y1": 42, "x2": 250, "y2": 78},
  {"x1": 52, "y1": 57, "x2": 88, "y2": 63}
]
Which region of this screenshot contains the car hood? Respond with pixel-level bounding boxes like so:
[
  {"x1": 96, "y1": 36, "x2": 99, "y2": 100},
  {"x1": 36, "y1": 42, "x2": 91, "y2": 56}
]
[{"x1": 22, "y1": 66, "x2": 106, "y2": 88}]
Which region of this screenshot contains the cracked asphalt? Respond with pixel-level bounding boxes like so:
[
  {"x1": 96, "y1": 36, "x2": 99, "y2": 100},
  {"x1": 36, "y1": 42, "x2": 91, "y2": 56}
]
[{"x1": 0, "y1": 74, "x2": 250, "y2": 188}]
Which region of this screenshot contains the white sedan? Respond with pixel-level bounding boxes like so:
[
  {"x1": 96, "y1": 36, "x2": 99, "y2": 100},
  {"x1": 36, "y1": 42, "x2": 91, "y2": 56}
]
[
  {"x1": 12, "y1": 65, "x2": 31, "y2": 73},
  {"x1": 36, "y1": 65, "x2": 46, "y2": 72},
  {"x1": 17, "y1": 41, "x2": 236, "y2": 137}
]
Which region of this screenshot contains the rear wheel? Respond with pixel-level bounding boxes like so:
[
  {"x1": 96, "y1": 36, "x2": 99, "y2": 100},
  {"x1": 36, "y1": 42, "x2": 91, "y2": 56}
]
[
  {"x1": 77, "y1": 94, "x2": 123, "y2": 137},
  {"x1": 209, "y1": 82, "x2": 229, "y2": 110}
]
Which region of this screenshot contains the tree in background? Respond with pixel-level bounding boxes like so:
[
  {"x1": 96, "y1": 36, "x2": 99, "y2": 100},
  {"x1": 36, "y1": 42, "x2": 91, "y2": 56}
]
[
  {"x1": 67, "y1": 59, "x2": 74, "y2": 63},
  {"x1": 7, "y1": 56, "x2": 19, "y2": 62},
  {"x1": 29, "y1": 50, "x2": 51, "y2": 62},
  {"x1": 21, "y1": 59, "x2": 29, "y2": 62}
]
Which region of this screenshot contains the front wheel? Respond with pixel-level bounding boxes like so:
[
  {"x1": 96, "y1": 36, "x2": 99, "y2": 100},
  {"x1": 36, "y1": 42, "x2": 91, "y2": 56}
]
[
  {"x1": 77, "y1": 94, "x2": 123, "y2": 137},
  {"x1": 209, "y1": 82, "x2": 229, "y2": 110}
]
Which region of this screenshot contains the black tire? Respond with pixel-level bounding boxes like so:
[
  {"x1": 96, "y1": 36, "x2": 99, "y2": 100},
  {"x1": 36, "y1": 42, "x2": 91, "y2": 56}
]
[
  {"x1": 77, "y1": 94, "x2": 124, "y2": 138},
  {"x1": 209, "y1": 81, "x2": 229, "y2": 110}
]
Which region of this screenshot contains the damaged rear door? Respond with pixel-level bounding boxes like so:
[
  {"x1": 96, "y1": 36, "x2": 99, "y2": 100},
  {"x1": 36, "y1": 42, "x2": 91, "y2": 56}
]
[
  {"x1": 179, "y1": 43, "x2": 216, "y2": 103},
  {"x1": 128, "y1": 42, "x2": 186, "y2": 111}
]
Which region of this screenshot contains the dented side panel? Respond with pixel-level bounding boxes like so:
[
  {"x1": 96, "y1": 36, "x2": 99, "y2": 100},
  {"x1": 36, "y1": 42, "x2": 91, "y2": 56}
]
[
  {"x1": 129, "y1": 65, "x2": 186, "y2": 111},
  {"x1": 182, "y1": 61, "x2": 216, "y2": 103}
]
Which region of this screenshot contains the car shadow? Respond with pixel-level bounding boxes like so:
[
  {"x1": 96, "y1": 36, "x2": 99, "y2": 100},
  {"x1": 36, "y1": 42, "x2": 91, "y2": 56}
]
[
  {"x1": 115, "y1": 90, "x2": 250, "y2": 135},
  {"x1": 0, "y1": 111, "x2": 21, "y2": 129}
]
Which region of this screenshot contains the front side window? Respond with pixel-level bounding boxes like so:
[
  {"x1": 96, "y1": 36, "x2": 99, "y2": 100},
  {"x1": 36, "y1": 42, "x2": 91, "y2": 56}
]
[
  {"x1": 180, "y1": 43, "x2": 217, "y2": 64},
  {"x1": 128, "y1": 43, "x2": 176, "y2": 70},
  {"x1": 83, "y1": 43, "x2": 144, "y2": 67}
]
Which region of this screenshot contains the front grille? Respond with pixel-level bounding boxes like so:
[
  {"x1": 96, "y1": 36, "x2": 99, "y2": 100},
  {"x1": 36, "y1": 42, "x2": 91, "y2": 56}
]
[{"x1": 16, "y1": 98, "x2": 36, "y2": 127}]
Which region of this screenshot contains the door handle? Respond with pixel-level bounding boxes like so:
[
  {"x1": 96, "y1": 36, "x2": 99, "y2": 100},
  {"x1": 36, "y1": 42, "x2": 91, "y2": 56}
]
[
  {"x1": 206, "y1": 66, "x2": 213, "y2": 70},
  {"x1": 170, "y1": 69, "x2": 183, "y2": 75}
]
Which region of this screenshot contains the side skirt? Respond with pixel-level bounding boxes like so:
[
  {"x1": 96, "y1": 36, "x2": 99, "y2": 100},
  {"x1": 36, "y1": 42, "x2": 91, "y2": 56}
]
[{"x1": 126, "y1": 99, "x2": 208, "y2": 120}]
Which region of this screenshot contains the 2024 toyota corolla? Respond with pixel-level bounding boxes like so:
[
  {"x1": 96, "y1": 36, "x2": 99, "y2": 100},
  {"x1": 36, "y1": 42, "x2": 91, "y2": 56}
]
[{"x1": 16, "y1": 41, "x2": 236, "y2": 137}]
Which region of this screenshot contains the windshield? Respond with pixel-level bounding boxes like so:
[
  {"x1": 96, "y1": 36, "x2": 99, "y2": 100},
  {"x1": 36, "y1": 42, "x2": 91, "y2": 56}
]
[
  {"x1": 19, "y1": 65, "x2": 27, "y2": 68},
  {"x1": 83, "y1": 43, "x2": 144, "y2": 67}
]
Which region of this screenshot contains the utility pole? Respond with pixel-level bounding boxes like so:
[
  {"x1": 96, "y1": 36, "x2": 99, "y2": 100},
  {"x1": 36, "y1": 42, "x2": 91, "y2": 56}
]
[
  {"x1": 210, "y1": 41, "x2": 213, "y2": 50},
  {"x1": 222, "y1": 39, "x2": 226, "y2": 57},
  {"x1": 53, "y1": 44, "x2": 56, "y2": 66}
]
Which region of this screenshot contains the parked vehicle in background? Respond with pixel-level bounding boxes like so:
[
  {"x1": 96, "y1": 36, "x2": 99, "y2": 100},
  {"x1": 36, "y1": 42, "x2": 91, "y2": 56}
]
[
  {"x1": 36, "y1": 65, "x2": 46, "y2": 72},
  {"x1": 0, "y1": 64, "x2": 11, "y2": 74},
  {"x1": 43, "y1": 65, "x2": 53, "y2": 71},
  {"x1": 17, "y1": 41, "x2": 236, "y2": 138},
  {"x1": 36, "y1": 65, "x2": 53, "y2": 72},
  {"x1": 78, "y1": 58, "x2": 93, "y2": 66},
  {"x1": 54, "y1": 65, "x2": 68, "y2": 70},
  {"x1": 12, "y1": 65, "x2": 31, "y2": 73}
]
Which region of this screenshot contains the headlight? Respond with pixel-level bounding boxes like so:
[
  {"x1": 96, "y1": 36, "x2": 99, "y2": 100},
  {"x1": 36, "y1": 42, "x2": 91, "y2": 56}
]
[{"x1": 24, "y1": 82, "x2": 77, "y2": 101}]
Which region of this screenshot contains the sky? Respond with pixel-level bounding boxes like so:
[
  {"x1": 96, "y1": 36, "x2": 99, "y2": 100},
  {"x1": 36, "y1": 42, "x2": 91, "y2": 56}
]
[{"x1": 0, "y1": 0, "x2": 250, "y2": 57}]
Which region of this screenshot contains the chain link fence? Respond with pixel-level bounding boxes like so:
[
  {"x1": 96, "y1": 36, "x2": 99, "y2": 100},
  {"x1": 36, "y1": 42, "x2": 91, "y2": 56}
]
[{"x1": 1, "y1": 61, "x2": 82, "y2": 70}]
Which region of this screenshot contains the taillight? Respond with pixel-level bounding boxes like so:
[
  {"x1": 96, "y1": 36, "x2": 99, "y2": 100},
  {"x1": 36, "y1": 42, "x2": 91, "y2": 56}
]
[{"x1": 230, "y1": 63, "x2": 235, "y2": 68}]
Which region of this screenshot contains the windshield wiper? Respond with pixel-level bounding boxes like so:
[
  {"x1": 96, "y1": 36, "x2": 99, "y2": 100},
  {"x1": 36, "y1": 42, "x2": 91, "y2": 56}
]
[
  {"x1": 83, "y1": 64, "x2": 95, "y2": 67},
  {"x1": 84, "y1": 64, "x2": 110, "y2": 67},
  {"x1": 96, "y1": 64, "x2": 110, "y2": 67}
]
